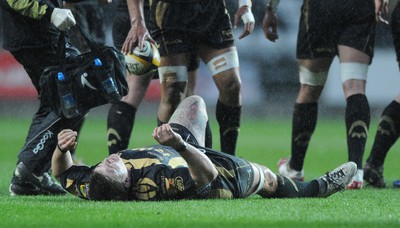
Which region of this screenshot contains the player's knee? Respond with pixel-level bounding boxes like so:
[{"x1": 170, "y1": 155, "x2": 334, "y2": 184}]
[
  {"x1": 221, "y1": 79, "x2": 241, "y2": 97},
  {"x1": 261, "y1": 168, "x2": 278, "y2": 195},
  {"x1": 340, "y1": 62, "x2": 368, "y2": 83},
  {"x1": 254, "y1": 165, "x2": 278, "y2": 198},
  {"x1": 299, "y1": 66, "x2": 328, "y2": 86},
  {"x1": 158, "y1": 66, "x2": 188, "y2": 84}
]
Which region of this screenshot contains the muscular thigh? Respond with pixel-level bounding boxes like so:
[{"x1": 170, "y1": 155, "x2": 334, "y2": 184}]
[
  {"x1": 337, "y1": 0, "x2": 375, "y2": 60},
  {"x1": 297, "y1": 0, "x2": 375, "y2": 60},
  {"x1": 149, "y1": 0, "x2": 234, "y2": 56}
]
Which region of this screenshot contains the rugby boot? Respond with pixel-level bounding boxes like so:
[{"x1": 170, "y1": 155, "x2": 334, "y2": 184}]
[
  {"x1": 277, "y1": 157, "x2": 304, "y2": 181},
  {"x1": 317, "y1": 162, "x2": 357, "y2": 197},
  {"x1": 363, "y1": 163, "x2": 386, "y2": 188},
  {"x1": 10, "y1": 162, "x2": 66, "y2": 196},
  {"x1": 346, "y1": 169, "x2": 363, "y2": 190}
]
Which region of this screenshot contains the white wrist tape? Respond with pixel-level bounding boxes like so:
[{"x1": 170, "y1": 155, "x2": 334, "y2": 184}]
[
  {"x1": 241, "y1": 11, "x2": 255, "y2": 24},
  {"x1": 238, "y1": 0, "x2": 252, "y2": 8},
  {"x1": 266, "y1": 0, "x2": 280, "y2": 12}
]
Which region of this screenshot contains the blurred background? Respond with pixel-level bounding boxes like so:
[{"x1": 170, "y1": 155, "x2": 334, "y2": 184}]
[{"x1": 0, "y1": 0, "x2": 399, "y2": 119}]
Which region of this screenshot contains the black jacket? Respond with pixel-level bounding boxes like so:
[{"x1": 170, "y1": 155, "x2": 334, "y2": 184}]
[{"x1": 0, "y1": 0, "x2": 61, "y2": 51}]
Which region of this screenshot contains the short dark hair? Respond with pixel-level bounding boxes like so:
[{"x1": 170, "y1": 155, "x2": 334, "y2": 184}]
[{"x1": 88, "y1": 171, "x2": 128, "y2": 201}]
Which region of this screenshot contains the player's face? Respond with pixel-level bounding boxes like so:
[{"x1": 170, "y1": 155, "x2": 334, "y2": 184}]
[{"x1": 95, "y1": 154, "x2": 128, "y2": 183}]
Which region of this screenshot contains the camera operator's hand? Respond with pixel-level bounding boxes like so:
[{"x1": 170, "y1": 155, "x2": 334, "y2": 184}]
[{"x1": 51, "y1": 8, "x2": 76, "y2": 31}]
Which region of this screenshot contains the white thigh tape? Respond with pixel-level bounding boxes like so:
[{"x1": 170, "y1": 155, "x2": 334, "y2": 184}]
[
  {"x1": 158, "y1": 66, "x2": 188, "y2": 83},
  {"x1": 299, "y1": 66, "x2": 328, "y2": 86},
  {"x1": 340, "y1": 62, "x2": 369, "y2": 82},
  {"x1": 206, "y1": 51, "x2": 240, "y2": 76}
]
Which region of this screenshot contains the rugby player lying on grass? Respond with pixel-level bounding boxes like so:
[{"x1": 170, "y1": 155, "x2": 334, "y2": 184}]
[{"x1": 52, "y1": 95, "x2": 356, "y2": 201}]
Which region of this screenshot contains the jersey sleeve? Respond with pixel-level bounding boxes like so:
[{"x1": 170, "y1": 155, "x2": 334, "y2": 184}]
[
  {"x1": 58, "y1": 165, "x2": 94, "y2": 200},
  {"x1": 0, "y1": 0, "x2": 55, "y2": 20}
]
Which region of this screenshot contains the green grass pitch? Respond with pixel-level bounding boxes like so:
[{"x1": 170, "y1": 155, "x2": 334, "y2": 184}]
[{"x1": 0, "y1": 115, "x2": 399, "y2": 227}]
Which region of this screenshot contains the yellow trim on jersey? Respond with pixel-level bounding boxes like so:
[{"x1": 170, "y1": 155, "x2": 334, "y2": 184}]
[
  {"x1": 122, "y1": 156, "x2": 187, "y2": 169},
  {"x1": 215, "y1": 166, "x2": 235, "y2": 179},
  {"x1": 5, "y1": 0, "x2": 48, "y2": 19}
]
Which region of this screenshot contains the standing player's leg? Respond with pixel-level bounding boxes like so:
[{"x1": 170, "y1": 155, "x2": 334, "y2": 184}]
[
  {"x1": 338, "y1": 46, "x2": 371, "y2": 189},
  {"x1": 199, "y1": 45, "x2": 242, "y2": 155},
  {"x1": 107, "y1": 71, "x2": 154, "y2": 154},
  {"x1": 277, "y1": 0, "x2": 334, "y2": 181},
  {"x1": 157, "y1": 52, "x2": 190, "y2": 126},
  {"x1": 335, "y1": 0, "x2": 375, "y2": 190},
  {"x1": 364, "y1": 1, "x2": 400, "y2": 188},
  {"x1": 278, "y1": 58, "x2": 332, "y2": 181}
]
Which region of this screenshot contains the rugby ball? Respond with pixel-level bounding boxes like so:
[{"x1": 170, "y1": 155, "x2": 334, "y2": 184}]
[{"x1": 124, "y1": 41, "x2": 160, "y2": 75}]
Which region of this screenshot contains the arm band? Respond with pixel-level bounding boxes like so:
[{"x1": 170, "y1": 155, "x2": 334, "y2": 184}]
[
  {"x1": 175, "y1": 140, "x2": 188, "y2": 152},
  {"x1": 57, "y1": 144, "x2": 68, "y2": 154},
  {"x1": 238, "y1": 0, "x2": 252, "y2": 8}
]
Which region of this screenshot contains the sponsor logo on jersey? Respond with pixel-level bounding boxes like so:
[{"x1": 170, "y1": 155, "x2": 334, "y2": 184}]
[{"x1": 174, "y1": 177, "x2": 184, "y2": 191}]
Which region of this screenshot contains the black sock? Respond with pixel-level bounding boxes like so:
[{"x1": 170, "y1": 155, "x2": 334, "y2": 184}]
[
  {"x1": 205, "y1": 120, "x2": 213, "y2": 148},
  {"x1": 367, "y1": 101, "x2": 400, "y2": 167},
  {"x1": 345, "y1": 94, "x2": 370, "y2": 168},
  {"x1": 290, "y1": 103, "x2": 318, "y2": 171},
  {"x1": 271, "y1": 175, "x2": 319, "y2": 198},
  {"x1": 216, "y1": 100, "x2": 241, "y2": 155},
  {"x1": 107, "y1": 101, "x2": 136, "y2": 154}
]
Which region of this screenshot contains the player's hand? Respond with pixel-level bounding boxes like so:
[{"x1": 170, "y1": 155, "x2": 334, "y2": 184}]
[
  {"x1": 50, "y1": 8, "x2": 76, "y2": 31},
  {"x1": 152, "y1": 124, "x2": 184, "y2": 150},
  {"x1": 121, "y1": 19, "x2": 155, "y2": 55},
  {"x1": 262, "y1": 8, "x2": 279, "y2": 42},
  {"x1": 57, "y1": 129, "x2": 77, "y2": 153},
  {"x1": 375, "y1": 0, "x2": 389, "y2": 24},
  {"x1": 234, "y1": 6, "x2": 255, "y2": 39}
]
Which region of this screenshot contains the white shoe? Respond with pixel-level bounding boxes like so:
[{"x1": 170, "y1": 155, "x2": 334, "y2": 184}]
[
  {"x1": 347, "y1": 169, "x2": 364, "y2": 190},
  {"x1": 277, "y1": 157, "x2": 304, "y2": 181},
  {"x1": 318, "y1": 162, "x2": 357, "y2": 197}
]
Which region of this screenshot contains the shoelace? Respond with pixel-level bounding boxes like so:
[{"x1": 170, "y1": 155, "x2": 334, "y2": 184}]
[{"x1": 324, "y1": 168, "x2": 346, "y2": 190}]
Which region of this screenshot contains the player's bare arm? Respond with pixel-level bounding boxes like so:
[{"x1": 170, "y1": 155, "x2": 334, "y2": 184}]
[
  {"x1": 375, "y1": 0, "x2": 389, "y2": 24},
  {"x1": 121, "y1": 0, "x2": 154, "y2": 54},
  {"x1": 234, "y1": 0, "x2": 255, "y2": 39},
  {"x1": 51, "y1": 129, "x2": 77, "y2": 178},
  {"x1": 152, "y1": 124, "x2": 218, "y2": 188}
]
